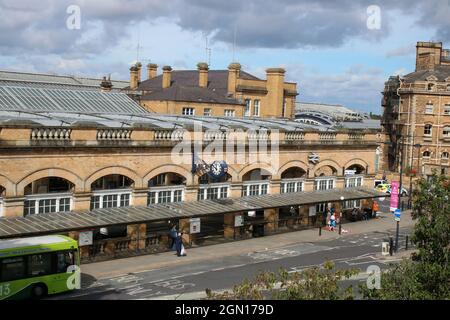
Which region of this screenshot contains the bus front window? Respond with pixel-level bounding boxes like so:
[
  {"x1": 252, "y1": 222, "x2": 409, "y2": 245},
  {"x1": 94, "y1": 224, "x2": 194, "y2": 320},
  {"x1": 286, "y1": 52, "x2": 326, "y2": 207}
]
[{"x1": 56, "y1": 251, "x2": 75, "y2": 273}]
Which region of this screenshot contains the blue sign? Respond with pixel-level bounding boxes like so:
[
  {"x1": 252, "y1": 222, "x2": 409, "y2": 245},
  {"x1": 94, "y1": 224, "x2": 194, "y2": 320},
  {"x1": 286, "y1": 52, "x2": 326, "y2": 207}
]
[{"x1": 394, "y1": 209, "x2": 401, "y2": 222}]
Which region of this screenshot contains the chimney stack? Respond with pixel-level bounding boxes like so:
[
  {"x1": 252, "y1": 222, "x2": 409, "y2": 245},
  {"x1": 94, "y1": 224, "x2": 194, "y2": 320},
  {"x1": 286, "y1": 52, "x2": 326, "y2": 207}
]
[
  {"x1": 136, "y1": 62, "x2": 142, "y2": 83},
  {"x1": 197, "y1": 62, "x2": 209, "y2": 88},
  {"x1": 266, "y1": 68, "x2": 286, "y2": 118},
  {"x1": 129, "y1": 65, "x2": 139, "y2": 90},
  {"x1": 100, "y1": 75, "x2": 113, "y2": 92},
  {"x1": 416, "y1": 41, "x2": 443, "y2": 71},
  {"x1": 227, "y1": 62, "x2": 241, "y2": 96},
  {"x1": 162, "y1": 66, "x2": 172, "y2": 88},
  {"x1": 147, "y1": 63, "x2": 158, "y2": 79}
]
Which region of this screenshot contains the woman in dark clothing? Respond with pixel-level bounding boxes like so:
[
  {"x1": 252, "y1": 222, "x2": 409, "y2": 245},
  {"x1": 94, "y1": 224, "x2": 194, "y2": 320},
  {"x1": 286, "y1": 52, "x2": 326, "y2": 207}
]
[{"x1": 175, "y1": 233, "x2": 187, "y2": 257}]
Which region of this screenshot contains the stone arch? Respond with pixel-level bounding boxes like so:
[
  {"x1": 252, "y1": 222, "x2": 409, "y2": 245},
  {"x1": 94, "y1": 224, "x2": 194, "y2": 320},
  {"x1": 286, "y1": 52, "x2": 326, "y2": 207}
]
[
  {"x1": 344, "y1": 158, "x2": 368, "y2": 174},
  {"x1": 238, "y1": 162, "x2": 277, "y2": 180},
  {"x1": 144, "y1": 164, "x2": 193, "y2": 186},
  {"x1": 313, "y1": 159, "x2": 340, "y2": 177},
  {"x1": 84, "y1": 166, "x2": 142, "y2": 191},
  {"x1": 0, "y1": 174, "x2": 14, "y2": 197},
  {"x1": 278, "y1": 160, "x2": 308, "y2": 178},
  {"x1": 16, "y1": 168, "x2": 83, "y2": 196}
]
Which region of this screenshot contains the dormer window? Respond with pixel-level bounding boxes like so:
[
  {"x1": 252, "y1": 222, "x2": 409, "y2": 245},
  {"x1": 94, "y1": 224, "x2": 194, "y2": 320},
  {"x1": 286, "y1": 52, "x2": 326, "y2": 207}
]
[{"x1": 427, "y1": 83, "x2": 435, "y2": 92}]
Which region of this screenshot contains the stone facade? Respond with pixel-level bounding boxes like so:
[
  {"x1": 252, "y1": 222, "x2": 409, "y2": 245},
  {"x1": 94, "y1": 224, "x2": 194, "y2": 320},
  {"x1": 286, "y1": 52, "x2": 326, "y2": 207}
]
[
  {"x1": 381, "y1": 41, "x2": 450, "y2": 176},
  {"x1": 0, "y1": 126, "x2": 378, "y2": 218}
]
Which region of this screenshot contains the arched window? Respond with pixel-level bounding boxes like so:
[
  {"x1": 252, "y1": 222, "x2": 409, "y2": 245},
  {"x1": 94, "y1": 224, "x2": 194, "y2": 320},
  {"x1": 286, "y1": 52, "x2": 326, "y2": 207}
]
[
  {"x1": 242, "y1": 169, "x2": 271, "y2": 197},
  {"x1": 23, "y1": 177, "x2": 75, "y2": 216},
  {"x1": 442, "y1": 152, "x2": 449, "y2": 160},
  {"x1": 424, "y1": 124, "x2": 432, "y2": 136},
  {"x1": 148, "y1": 173, "x2": 186, "y2": 205},
  {"x1": 280, "y1": 167, "x2": 306, "y2": 194},
  {"x1": 427, "y1": 83, "x2": 435, "y2": 92},
  {"x1": 423, "y1": 151, "x2": 431, "y2": 158},
  {"x1": 443, "y1": 126, "x2": 450, "y2": 138},
  {"x1": 90, "y1": 175, "x2": 134, "y2": 210}
]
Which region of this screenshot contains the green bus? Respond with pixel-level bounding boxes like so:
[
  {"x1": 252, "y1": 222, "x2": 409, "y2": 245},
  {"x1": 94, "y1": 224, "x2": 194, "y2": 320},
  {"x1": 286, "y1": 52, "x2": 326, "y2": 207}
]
[{"x1": 0, "y1": 235, "x2": 80, "y2": 300}]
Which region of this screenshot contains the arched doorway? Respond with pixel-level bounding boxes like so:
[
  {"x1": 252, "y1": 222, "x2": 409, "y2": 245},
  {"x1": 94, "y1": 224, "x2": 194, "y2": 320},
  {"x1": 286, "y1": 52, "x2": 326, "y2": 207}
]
[
  {"x1": 242, "y1": 168, "x2": 271, "y2": 197},
  {"x1": 23, "y1": 177, "x2": 75, "y2": 216},
  {"x1": 344, "y1": 164, "x2": 365, "y2": 188},
  {"x1": 90, "y1": 174, "x2": 134, "y2": 210},
  {"x1": 148, "y1": 172, "x2": 186, "y2": 204},
  {"x1": 198, "y1": 173, "x2": 232, "y2": 200},
  {"x1": 280, "y1": 167, "x2": 306, "y2": 193}
]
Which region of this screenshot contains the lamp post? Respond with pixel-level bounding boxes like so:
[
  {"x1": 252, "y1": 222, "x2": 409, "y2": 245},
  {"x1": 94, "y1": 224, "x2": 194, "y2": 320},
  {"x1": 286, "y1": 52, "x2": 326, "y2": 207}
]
[
  {"x1": 395, "y1": 135, "x2": 405, "y2": 252},
  {"x1": 339, "y1": 196, "x2": 344, "y2": 235},
  {"x1": 408, "y1": 143, "x2": 422, "y2": 208}
]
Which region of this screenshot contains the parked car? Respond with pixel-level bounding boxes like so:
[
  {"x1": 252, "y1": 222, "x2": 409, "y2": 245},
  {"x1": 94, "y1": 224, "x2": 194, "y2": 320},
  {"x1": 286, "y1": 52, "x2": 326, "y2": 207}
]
[
  {"x1": 374, "y1": 179, "x2": 388, "y2": 187},
  {"x1": 376, "y1": 183, "x2": 408, "y2": 196}
]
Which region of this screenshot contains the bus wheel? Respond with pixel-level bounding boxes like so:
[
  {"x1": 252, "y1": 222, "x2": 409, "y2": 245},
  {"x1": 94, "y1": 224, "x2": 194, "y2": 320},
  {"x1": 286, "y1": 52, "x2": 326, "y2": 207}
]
[{"x1": 31, "y1": 284, "x2": 47, "y2": 299}]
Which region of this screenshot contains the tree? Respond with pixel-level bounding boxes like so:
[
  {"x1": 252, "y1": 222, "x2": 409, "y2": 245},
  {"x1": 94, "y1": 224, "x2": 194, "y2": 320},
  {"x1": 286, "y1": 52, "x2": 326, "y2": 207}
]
[
  {"x1": 361, "y1": 173, "x2": 450, "y2": 299},
  {"x1": 205, "y1": 261, "x2": 359, "y2": 300}
]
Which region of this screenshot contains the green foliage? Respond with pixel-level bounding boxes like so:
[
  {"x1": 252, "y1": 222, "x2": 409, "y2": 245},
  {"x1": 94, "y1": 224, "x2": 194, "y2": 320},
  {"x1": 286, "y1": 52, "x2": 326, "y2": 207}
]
[
  {"x1": 205, "y1": 262, "x2": 359, "y2": 300},
  {"x1": 362, "y1": 173, "x2": 450, "y2": 300}
]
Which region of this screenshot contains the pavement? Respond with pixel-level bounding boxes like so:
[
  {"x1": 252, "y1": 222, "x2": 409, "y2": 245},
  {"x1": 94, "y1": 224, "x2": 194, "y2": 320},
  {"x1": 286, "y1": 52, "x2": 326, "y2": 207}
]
[{"x1": 79, "y1": 210, "x2": 413, "y2": 280}]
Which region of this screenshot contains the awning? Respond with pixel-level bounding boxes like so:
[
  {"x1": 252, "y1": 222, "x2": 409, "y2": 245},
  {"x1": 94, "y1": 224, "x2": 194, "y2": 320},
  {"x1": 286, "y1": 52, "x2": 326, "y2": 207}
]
[{"x1": 0, "y1": 187, "x2": 388, "y2": 238}]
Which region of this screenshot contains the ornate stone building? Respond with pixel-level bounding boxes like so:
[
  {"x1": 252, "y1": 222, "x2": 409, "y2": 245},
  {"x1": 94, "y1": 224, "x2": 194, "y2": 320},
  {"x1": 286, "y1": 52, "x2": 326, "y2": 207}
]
[
  {"x1": 381, "y1": 41, "x2": 450, "y2": 177},
  {"x1": 124, "y1": 62, "x2": 298, "y2": 119}
]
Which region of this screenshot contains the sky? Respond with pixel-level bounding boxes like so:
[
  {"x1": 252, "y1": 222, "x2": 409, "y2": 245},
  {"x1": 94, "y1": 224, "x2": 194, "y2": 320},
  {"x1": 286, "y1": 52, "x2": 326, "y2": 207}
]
[{"x1": 0, "y1": 0, "x2": 449, "y2": 114}]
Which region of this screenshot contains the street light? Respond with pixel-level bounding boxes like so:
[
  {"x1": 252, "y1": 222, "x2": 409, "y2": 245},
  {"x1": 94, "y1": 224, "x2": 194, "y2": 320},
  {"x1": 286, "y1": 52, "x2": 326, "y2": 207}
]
[{"x1": 339, "y1": 196, "x2": 344, "y2": 235}]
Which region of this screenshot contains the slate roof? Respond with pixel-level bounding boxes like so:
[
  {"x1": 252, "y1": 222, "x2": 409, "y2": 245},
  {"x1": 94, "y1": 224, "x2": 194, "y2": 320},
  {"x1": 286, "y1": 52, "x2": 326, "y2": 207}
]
[
  {"x1": 403, "y1": 65, "x2": 450, "y2": 82},
  {"x1": 133, "y1": 70, "x2": 261, "y2": 105},
  {"x1": 0, "y1": 70, "x2": 129, "y2": 91}
]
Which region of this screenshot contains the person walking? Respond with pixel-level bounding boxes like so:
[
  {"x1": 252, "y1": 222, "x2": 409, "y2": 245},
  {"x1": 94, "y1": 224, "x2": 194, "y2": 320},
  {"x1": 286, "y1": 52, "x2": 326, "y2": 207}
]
[
  {"x1": 175, "y1": 232, "x2": 187, "y2": 257},
  {"x1": 169, "y1": 225, "x2": 178, "y2": 251}
]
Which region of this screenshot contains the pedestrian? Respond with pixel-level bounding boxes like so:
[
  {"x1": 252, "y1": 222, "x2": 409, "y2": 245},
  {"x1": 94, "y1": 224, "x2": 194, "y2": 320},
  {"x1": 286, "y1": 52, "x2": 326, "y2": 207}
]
[
  {"x1": 372, "y1": 201, "x2": 380, "y2": 218},
  {"x1": 169, "y1": 225, "x2": 178, "y2": 251},
  {"x1": 330, "y1": 213, "x2": 336, "y2": 231},
  {"x1": 175, "y1": 232, "x2": 187, "y2": 257}
]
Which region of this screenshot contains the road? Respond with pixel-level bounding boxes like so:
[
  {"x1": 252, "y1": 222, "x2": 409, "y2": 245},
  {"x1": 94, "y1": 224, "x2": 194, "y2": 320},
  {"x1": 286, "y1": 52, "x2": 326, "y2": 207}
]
[
  {"x1": 47, "y1": 197, "x2": 413, "y2": 300},
  {"x1": 51, "y1": 231, "x2": 413, "y2": 300}
]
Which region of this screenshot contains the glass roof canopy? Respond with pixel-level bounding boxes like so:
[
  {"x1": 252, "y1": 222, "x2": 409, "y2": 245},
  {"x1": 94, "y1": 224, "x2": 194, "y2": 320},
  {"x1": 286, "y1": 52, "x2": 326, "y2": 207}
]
[
  {"x1": 0, "y1": 85, "x2": 146, "y2": 114},
  {"x1": 0, "y1": 187, "x2": 387, "y2": 238},
  {"x1": 0, "y1": 83, "x2": 331, "y2": 131}
]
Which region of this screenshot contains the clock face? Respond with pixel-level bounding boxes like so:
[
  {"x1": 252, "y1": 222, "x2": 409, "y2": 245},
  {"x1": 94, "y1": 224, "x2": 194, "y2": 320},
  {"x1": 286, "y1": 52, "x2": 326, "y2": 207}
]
[{"x1": 211, "y1": 161, "x2": 222, "y2": 176}]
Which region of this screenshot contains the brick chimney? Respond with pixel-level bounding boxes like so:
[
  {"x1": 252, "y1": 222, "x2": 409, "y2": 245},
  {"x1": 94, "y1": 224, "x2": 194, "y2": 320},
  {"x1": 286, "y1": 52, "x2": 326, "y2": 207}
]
[
  {"x1": 416, "y1": 41, "x2": 443, "y2": 71},
  {"x1": 100, "y1": 75, "x2": 113, "y2": 92},
  {"x1": 197, "y1": 62, "x2": 209, "y2": 88},
  {"x1": 227, "y1": 62, "x2": 241, "y2": 96},
  {"x1": 266, "y1": 68, "x2": 286, "y2": 118},
  {"x1": 147, "y1": 63, "x2": 158, "y2": 79},
  {"x1": 162, "y1": 66, "x2": 172, "y2": 88},
  {"x1": 136, "y1": 62, "x2": 142, "y2": 83},
  {"x1": 129, "y1": 65, "x2": 139, "y2": 90}
]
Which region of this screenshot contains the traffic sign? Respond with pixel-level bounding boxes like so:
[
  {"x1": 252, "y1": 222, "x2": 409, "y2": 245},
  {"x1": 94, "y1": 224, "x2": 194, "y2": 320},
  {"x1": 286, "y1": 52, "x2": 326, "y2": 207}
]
[{"x1": 394, "y1": 209, "x2": 401, "y2": 222}]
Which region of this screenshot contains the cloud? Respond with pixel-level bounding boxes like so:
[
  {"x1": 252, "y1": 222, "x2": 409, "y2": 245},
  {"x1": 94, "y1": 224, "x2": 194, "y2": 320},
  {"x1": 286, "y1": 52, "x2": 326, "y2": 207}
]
[
  {"x1": 386, "y1": 45, "x2": 415, "y2": 58},
  {"x1": 291, "y1": 63, "x2": 385, "y2": 113}
]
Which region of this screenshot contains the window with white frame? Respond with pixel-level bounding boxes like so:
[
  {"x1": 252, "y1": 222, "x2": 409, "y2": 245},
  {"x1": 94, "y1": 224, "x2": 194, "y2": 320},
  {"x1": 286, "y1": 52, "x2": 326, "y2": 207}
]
[
  {"x1": 198, "y1": 185, "x2": 229, "y2": 200},
  {"x1": 90, "y1": 190, "x2": 132, "y2": 210},
  {"x1": 148, "y1": 187, "x2": 184, "y2": 205},
  {"x1": 444, "y1": 105, "x2": 450, "y2": 115},
  {"x1": 23, "y1": 194, "x2": 72, "y2": 216},
  {"x1": 244, "y1": 99, "x2": 251, "y2": 117},
  {"x1": 343, "y1": 199, "x2": 361, "y2": 209},
  {"x1": 442, "y1": 152, "x2": 449, "y2": 160},
  {"x1": 444, "y1": 126, "x2": 450, "y2": 138},
  {"x1": 345, "y1": 176, "x2": 363, "y2": 188},
  {"x1": 424, "y1": 124, "x2": 432, "y2": 136},
  {"x1": 253, "y1": 100, "x2": 260, "y2": 117},
  {"x1": 242, "y1": 181, "x2": 269, "y2": 197},
  {"x1": 182, "y1": 107, "x2": 195, "y2": 116},
  {"x1": 224, "y1": 109, "x2": 235, "y2": 117},
  {"x1": 314, "y1": 178, "x2": 335, "y2": 191},
  {"x1": 280, "y1": 179, "x2": 304, "y2": 193},
  {"x1": 203, "y1": 108, "x2": 212, "y2": 117},
  {"x1": 425, "y1": 103, "x2": 434, "y2": 114}
]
